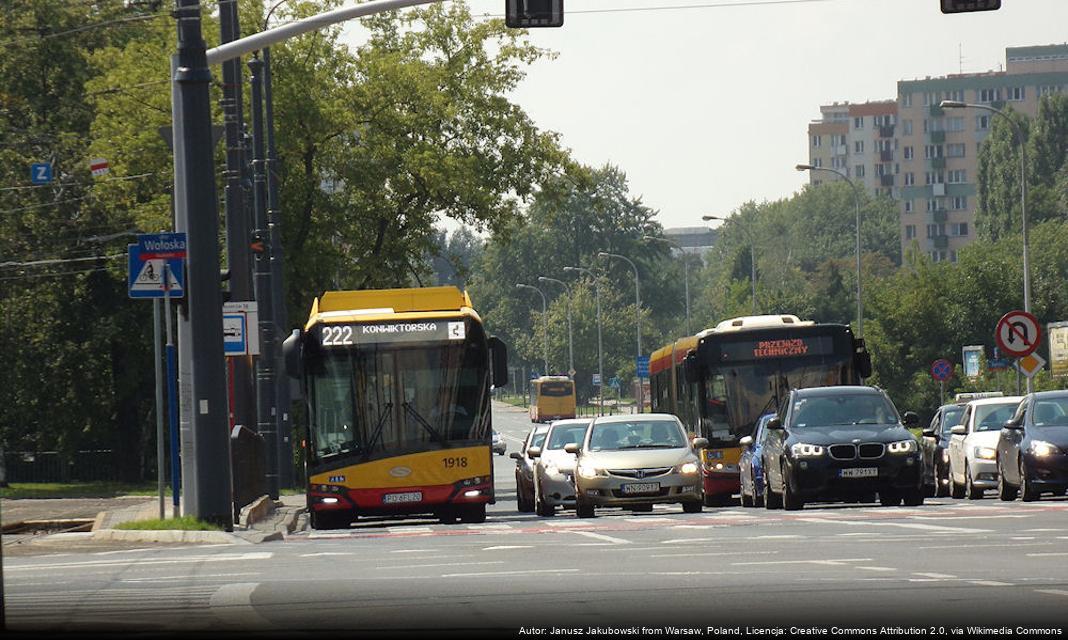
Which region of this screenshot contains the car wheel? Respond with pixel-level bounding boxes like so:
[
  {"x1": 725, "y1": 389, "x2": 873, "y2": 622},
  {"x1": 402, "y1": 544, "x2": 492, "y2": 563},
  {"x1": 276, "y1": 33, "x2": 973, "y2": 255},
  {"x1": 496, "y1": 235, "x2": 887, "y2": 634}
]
[
  {"x1": 950, "y1": 462, "x2": 966, "y2": 499},
  {"x1": 516, "y1": 472, "x2": 534, "y2": 513},
  {"x1": 741, "y1": 491, "x2": 753, "y2": 508},
  {"x1": 879, "y1": 490, "x2": 902, "y2": 507},
  {"x1": 459, "y1": 504, "x2": 486, "y2": 524},
  {"x1": 935, "y1": 462, "x2": 951, "y2": 498},
  {"x1": 683, "y1": 501, "x2": 703, "y2": 514},
  {"x1": 997, "y1": 460, "x2": 1018, "y2": 501},
  {"x1": 631, "y1": 504, "x2": 654, "y2": 513},
  {"x1": 764, "y1": 471, "x2": 783, "y2": 510},
  {"x1": 535, "y1": 479, "x2": 555, "y2": 518},
  {"x1": 965, "y1": 464, "x2": 984, "y2": 500},
  {"x1": 1020, "y1": 458, "x2": 1040, "y2": 502},
  {"x1": 310, "y1": 509, "x2": 352, "y2": 530},
  {"x1": 782, "y1": 463, "x2": 804, "y2": 511},
  {"x1": 575, "y1": 498, "x2": 595, "y2": 518},
  {"x1": 902, "y1": 488, "x2": 924, "y2": 506}
]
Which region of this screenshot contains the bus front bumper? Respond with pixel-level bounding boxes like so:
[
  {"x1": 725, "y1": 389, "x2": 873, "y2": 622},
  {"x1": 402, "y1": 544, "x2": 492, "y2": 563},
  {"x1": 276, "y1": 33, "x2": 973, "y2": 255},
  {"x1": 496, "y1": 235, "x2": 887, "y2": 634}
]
[{"x1": 308, "y1": 477, "x2": 493, "y2": 515}]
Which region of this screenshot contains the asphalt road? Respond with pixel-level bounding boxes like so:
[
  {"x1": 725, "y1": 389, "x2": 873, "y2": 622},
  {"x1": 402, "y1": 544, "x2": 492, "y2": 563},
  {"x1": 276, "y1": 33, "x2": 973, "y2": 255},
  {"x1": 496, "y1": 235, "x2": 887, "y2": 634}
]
[{"x1": 4, "y1": 402, "x2": 1068, "y2": 636}]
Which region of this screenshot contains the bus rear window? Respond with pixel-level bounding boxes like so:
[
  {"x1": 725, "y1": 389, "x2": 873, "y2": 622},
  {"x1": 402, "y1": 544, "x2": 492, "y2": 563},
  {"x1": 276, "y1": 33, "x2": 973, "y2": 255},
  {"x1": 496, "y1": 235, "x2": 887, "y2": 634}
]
[{"x1": 540, "y1": 382, "x2": 573, "y2": 397}]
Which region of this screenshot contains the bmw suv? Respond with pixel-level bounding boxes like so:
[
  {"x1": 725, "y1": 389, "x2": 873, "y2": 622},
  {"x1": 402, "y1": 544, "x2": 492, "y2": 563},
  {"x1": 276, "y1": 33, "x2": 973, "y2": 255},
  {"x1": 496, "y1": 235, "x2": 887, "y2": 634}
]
[{"x1": 762, "y1": 386, "x2": 923, "y2": 510}]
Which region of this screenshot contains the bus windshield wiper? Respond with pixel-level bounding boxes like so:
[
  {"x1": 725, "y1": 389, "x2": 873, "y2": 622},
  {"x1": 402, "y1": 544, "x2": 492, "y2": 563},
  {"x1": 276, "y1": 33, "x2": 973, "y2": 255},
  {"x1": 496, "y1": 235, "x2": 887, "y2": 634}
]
[
  {"x1": 403, "y1": 402, "x2": 443, "y2": 442},
  {"x1": 363, "y1": 403, "x2": 394, "y2": 455}
]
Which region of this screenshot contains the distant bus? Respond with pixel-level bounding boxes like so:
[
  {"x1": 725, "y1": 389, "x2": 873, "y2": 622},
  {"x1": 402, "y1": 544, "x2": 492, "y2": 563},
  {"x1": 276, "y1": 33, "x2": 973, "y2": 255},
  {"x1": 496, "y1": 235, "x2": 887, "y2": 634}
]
[
  {"x1": 283, "y1": 286, "x2": 508, "y2": 529},
  {"x1": 529, "y1": 376, "x2": 576, "y2": 422},
  {"x1": 651, "y1": 315, "x2": 871, "y2": 506}
]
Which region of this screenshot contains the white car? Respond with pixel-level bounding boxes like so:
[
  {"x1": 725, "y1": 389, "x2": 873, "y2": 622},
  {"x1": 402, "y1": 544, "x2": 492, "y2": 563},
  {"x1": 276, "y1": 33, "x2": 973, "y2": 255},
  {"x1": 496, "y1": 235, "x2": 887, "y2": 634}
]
[
  {"x1": 528, "y1": 419, "x2": 591, "y2": 517},
  {"x1": 948, "y1": 396, "x2": 1023, "y2": 499}
]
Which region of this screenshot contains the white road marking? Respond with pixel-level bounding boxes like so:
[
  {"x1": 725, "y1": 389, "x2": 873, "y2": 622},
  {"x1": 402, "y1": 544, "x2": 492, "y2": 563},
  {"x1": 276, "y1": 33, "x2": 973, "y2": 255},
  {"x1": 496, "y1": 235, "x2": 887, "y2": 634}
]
[
  {"x1": 970, "y1": 580, "x2": 1013, "y2": 587},
  {"x1": 440, "y1": 568, "x2": 579, "y2": 578},
  {"x1": 915, "y1": 572, "x2": 958, "y2": 579},
  {"x1": 857, "y1": 566, "x2": 897, "y2": 572},
  {"x1": 483, "y1": 545, "x2": 533, "y2": 550},
  {"x1": 919, "y1": 542, "x2": 1051, "y2": 550},
  {"x1": 753, "y1": 534, "x2": 805, "y2": 539},
  {"x1": 568, "y1": 530, "x2": 631, "y2": 544},
  {"x1": 544, "y1": 520, "x2": 588, "y2": 527},
  {"x1": 909, "y1": 514, "x2": 1031, "y2": 520},
  {"x1": 1012, "y1": 536, "x2": 1036, "y2": 540},
  {"x1": 798, "y1": 517, "x2": 990, "y2": 533},
  {"x1": 1035, "y1": 589, "x2": 1068, "y2": 597},
  {"x1": 1022, "y1": 529, "x2": 1067, "y2": 532},
  {"x1": 379, "y1": 561, "x2": 505, "y2": 570},
  {"x1": 299, "y1": 552, "x2": 354, "y2": 557},
  {"x1": 624, "y1": 517, "x2": 674, "y2": 523},
  {"x1": 6, "y1": 552, "x2": 273, "y2": 572},
  {"x1": 390, "y1": 549, "x2": 435, "y2": 553},
  {"x1": 661, "y1": 537, "x2": 718, "y2": 544},
  {"x1": 210, "y1": 582, "x2": 271, "y2": 629},
  {"x1": 649, "y1": 551, "x2": 779, "y2": 558},
  {"x1": 120, "y1": 572, "x2": 261, "y2": 583},
  {"x1": 1026, "y1": 552, "x2": 1068, "y2": 557},
  {"x1": 388, "y1": 527, "x2": 434, "y2": 534},
  {"x1": 732, "y1": 558, "x2": 872, "y2": 566},
  {"x1": 466, "y1": 523, "x2": 513, "y2": 529}
]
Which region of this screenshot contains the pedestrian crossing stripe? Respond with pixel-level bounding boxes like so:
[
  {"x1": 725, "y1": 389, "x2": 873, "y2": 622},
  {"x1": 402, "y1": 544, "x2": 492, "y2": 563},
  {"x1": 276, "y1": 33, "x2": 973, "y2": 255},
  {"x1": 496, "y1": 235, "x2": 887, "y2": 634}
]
[{"x1": 131, "y1": 258, "x2": 183, "y2": 293}]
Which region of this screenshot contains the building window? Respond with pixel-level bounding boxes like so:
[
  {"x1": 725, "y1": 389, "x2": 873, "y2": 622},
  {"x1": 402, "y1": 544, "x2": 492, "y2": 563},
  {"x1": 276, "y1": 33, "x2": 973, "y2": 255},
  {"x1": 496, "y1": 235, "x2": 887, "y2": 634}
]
[
  {"x1": 902, "y1": 93, "x2": 912, "y2": 108},
  {"x1": 903, "y1": 146, "x2": 914, "y2": 160},
  {"x1": 950, "y1": 250, "x2": 958, "y2": 263},
  {"x1": 927, "y1": 199, "x2": 940, "y2": 212},
  {"x1": 1008, "y1": 86, "x2": 1024, "y2": 101},
  {"x1": 952, "y1": 196, "x2": 968, "y2": 210},
  {"x1": 926, "y1": 223, "x2": 945, "y2": 239},
  {"x1": 924, "y1": 144, "x2": 944, "y2": 159},
  {"x1": 930, "y1": 250, "x2": 949, "y2": 263},
  {"x1": 904, "y1": 172, "x2": 915, "y2": 186},
  {"x1": 812, "y1": 135, "x2": 822, "y2": 148},
  {"x1": 925, "y1": 171, "x2": 945, "y2": 185},
  {"x1": 905, "y1": 225, "x2": 917, "y2": 239},
  {"x1": 903, "y1": 119, "x2": 913, "y2": 136},
  {"x1": 854, "y1": 116, "x2": 865, "y2": 129},
  {"x1": 854, "y1": 164, "x2": 866, "y2": 178},
  {"x1": 950, "y1": 222, "x2": 969, "y2": 237},
  {"x1": 946, "y1": 117, "x2": 965, "y2": 132},
  {"x1": 976, "y1": 115, "x2": 991, "y2": 130},
  {"x1": 812, "y1": 158, "x2": 822, "y2": 168},
  {"x1": 979, "y1": 88, "x2": 1001, "y2": 102},
  {"x1": 946, "y1": 89, "x2": 965, "y2": 102},
  {"x1": 947, "y1": 143, "x2": 966, "y2": 158},
  {"x1": 923, "y1": 92, "x2": 940, "y2": 107},
  {"x1": 855, "y1": 140, "x2": 865, "y2": 154},
  {"x1": 948, "y1": 169, "x2": 967, "y2": 184},
  {"x1": 905, "y1": 200, "x2": 914, "y2": 213},
  {"x1": 1039, "y1": 85, "x2": 1064, "y2": 97}
]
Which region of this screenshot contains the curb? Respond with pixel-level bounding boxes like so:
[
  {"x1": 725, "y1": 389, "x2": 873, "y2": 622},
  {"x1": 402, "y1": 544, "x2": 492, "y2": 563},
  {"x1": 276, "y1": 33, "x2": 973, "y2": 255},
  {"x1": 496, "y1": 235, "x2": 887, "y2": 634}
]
[{"x1": 91, "y1": 528, "x2": 251, "y2": 544}]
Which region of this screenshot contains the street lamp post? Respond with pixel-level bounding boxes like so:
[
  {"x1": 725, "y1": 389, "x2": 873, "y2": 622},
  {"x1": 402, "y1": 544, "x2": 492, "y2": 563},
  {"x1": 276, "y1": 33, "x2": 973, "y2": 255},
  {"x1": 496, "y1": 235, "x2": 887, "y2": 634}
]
[
  {"x1": 941, "y1": 99, "x2": 1032, "y2": 393},
  {"x1": 599, "y1": 252, "x2": 644, "y2": 414},
  {"x1": 516, "y1": 283, "x2": 549, "y2": 376},
  {"x1": 794, "y1": 164, "x2": 864, "y2": 338},
  {"x1": 564, "y1": 266, "x2": 604, "y2": 416},
  {"x1": 538, "y1": 276, "x2": 574, "y2": 379},
  {"x1": 643, "y1": 235, "x2": 692, "y2": 336},
  {"x1": 703, "y1": 215, "x2": 758, "y2": 316}
]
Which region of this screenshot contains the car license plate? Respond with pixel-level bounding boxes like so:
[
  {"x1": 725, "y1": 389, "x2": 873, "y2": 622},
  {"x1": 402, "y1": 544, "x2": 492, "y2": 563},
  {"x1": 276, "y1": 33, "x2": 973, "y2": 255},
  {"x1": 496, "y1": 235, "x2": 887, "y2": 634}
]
[
  {"x1": 622, "y1": 482, "x2": 660, "y2": 495},
  {"x1": 382, "y1": 491, "x2": 422, "y2": 504},
  {"x1": 840, "y1": 467, "x2": 878, "y2": 478}
]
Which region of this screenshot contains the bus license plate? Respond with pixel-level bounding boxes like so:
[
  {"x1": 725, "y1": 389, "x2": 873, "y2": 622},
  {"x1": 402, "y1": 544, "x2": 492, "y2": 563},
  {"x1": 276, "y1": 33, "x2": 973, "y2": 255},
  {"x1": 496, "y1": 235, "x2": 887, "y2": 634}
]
[
  {"x1": 383, "y1": 491, "x2": 422, "y2": 504},
  {"x1": 622, "y1": 482, "x2": 660, "y2": 495},
  {"x1": 840, "y1": 468, "x2": 878, "y2": 479}
]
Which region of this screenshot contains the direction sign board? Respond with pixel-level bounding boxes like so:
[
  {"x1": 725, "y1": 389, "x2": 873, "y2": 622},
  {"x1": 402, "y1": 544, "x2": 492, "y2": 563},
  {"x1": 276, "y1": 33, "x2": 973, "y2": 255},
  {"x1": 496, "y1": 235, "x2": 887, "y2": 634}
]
[
  {"x1": 1015, "y1": 352, "x2": 1046, "y2": 379},
  {"x1": 30, "y1": 162, "x2": 52, "y2": 185},
  {"x1": 592, "y1": 373, "x2": 602, "y2": 386},
  {"x1": 962, "y1": 345, "x2": 983, "y2": 379},
  {"x1": 138, "y1": 232, "x2": 187, "y2": 260},
  {"x1": 223, "y1": 301, "x2": 259, "y2": 356},
  {"x1": 995, "y1": 310, "x2": 1041, "y2": 358},
  {"x1": 636, "y1": 355, "x2": 650, "y2": 379},
  {"x1": 930, "y1": 359, "x2": 953, "y2": 382},
  {"x1": 1049, "y1": 322, "x2": 1068, "y2": 378},
  {"x1": 127, "y1": 244, "x2": 185, "y2": 299}
]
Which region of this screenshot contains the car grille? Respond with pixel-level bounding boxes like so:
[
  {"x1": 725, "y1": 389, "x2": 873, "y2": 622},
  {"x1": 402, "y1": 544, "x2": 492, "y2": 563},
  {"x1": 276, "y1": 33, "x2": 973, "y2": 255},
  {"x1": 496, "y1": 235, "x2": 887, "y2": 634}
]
[
  {"x1": 858, "y1": 443, "x2": 885, "y2": 459},
  {"x1": 608, "y1": 467, "x2": 673, "y2": 479},
  {"x1": 829, "y1": 445, "x2": 856, "y2": 460}
]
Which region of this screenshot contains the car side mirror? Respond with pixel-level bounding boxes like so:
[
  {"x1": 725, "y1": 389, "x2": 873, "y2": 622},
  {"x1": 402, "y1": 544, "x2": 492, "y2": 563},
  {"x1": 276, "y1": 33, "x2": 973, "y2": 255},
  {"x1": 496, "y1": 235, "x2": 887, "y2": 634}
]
[
  {"x1": 903, "y1": 411, "x2": 920, "y2": 428},
  {"x1": 564, "y1": 443, "x2": 580, "y2": 455},
  {"x1": 691, "y1": 437, "x2": 709, "y2": 450},
  {"x1": 766, "y1": 416, "x2": 783, "y2": 430},
  {"x1": 526, "y1": 446, "x2": 542, "y2": 458},
  {"x1": 1002, "y1": 420, "x2": 1023, "y2": 430},
  {"x1": 922, "y1": 427, "x2": 936, "y2": 437},
  {"x1": 509, "y1": 451, "x2": 522, "y2": 461},
  {"x1": 739, "y1": 436, "x2": 754, "y2": 448},
  {"x1": 950, "y1": 425, "x2": 966, "y2": 436}
]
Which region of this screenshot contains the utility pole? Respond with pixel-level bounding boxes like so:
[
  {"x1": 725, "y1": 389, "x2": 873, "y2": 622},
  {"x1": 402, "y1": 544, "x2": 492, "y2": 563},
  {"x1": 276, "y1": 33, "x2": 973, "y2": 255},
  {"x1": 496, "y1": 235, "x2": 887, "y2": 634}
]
[
  {"x1": 171, "y1": 0, "x2": 233, "y2": 528},
  {"x1": 249, "y1": 54, "x2": 280, "y2": 499}
]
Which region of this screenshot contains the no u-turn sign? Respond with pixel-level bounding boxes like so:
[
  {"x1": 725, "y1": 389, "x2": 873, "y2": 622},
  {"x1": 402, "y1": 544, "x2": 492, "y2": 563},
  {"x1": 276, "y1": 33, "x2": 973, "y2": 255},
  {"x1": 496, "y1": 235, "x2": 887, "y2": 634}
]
[{"x1": 995, "y1": 310, "x2": 1041, "y2": 358}]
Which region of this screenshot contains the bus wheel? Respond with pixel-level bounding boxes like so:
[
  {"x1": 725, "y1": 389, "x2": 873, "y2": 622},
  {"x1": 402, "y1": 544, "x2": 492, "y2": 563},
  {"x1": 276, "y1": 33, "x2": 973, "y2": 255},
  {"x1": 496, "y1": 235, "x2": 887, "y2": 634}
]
[
  {"x1": 437, "y1": 508, "x2": 459, "y2": 525},
  {"x1": 310, "y1": 509, "x2": 352, "y2": 530},
  {"x1": 459, "y1": 504, "x2": 487, "y2": 524}
]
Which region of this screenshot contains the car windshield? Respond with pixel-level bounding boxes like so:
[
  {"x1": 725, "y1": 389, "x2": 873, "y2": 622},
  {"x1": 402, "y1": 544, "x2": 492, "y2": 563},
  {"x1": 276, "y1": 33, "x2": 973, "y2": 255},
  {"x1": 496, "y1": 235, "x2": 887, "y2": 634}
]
[
  {"x1": 790, "y1": 394, "x2": 899, "y2": 427},
  {"x1": 587, "y1": 420, "x2": 686, "y2": 451},
  {"x1": 974, "y1": 403, "x2": 1019, "y2": 432},
  {"x1": 1032, "y1": 398, "x2": 1068, "y2": 427},
  {"x1": 546, "y1": 423, "x2": 590, "y2": 450}
]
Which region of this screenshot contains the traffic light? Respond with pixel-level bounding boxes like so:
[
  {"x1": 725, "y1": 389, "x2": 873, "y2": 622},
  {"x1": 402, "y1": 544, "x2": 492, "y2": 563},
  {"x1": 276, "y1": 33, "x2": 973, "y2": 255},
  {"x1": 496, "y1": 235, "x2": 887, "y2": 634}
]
[
  {"x1": 506, "y1": 0, "x2": 563, "y2": 28},
  {"x1": 940, "y1": 0, "x2": 1001, "y2": 13}
]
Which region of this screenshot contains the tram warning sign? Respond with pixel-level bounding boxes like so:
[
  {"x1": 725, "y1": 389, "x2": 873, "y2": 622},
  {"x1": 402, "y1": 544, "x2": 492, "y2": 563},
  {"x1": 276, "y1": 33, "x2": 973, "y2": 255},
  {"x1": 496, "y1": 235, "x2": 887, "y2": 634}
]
[{"x1": 995, "y1": 310, "x2": 1041, "y2": 358}]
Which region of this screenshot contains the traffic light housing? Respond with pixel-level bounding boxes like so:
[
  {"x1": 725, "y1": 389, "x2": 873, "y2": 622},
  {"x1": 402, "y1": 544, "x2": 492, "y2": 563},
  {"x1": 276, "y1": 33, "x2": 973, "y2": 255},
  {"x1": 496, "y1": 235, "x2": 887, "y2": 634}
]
[
  {"x1": 506, "y1": 0, "x2": 563, "y2": 28},
  {"x1": 940, "y1": 0, "x2": 1000, "y2": 13}
]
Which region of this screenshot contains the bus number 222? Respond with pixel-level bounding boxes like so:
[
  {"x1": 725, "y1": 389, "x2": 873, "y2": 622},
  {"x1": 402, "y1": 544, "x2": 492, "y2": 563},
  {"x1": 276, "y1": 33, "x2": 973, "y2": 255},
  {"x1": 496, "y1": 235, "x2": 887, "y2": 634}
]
[{"x1": 443, "y1": 457, "x2": 468, "y2": 469}]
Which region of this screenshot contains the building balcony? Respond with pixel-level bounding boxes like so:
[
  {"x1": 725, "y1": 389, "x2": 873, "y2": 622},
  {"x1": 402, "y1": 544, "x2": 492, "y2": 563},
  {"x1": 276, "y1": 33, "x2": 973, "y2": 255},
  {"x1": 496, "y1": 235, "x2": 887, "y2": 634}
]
[
  {"x1": 931, "y1": 157, "x2": 946, "y2": 169},
  {"x1": 930, "y1": 131, "x2": 946, "y2": 144},
  {"x1": 933, "y1": 235, "x2": 949, "y2": 249},
  {"x1": 933, "y1": 210, "x2": 948, "y2": 223},
  {"x1": 932, "y1": 183, "x2": 946, "y2": 197},
  {"x1": 880, "y1": 149, "x2": 894, "y2": 162},
  {"x1": 879, "y1": 125, "x2": 895, "y2": 138},
  {"x1": 880, "y1": 174, "x2": 895, "y2": 187}
]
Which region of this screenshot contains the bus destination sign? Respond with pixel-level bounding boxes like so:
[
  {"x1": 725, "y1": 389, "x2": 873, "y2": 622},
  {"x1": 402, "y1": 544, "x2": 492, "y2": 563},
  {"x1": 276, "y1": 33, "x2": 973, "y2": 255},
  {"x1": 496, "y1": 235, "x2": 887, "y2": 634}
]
[
  {"x1": 318, "y1": 320, "x2": 467, "y2": 347},
  {"x1": 718, "y1": 335, "x2": 835, "y2": 361}
]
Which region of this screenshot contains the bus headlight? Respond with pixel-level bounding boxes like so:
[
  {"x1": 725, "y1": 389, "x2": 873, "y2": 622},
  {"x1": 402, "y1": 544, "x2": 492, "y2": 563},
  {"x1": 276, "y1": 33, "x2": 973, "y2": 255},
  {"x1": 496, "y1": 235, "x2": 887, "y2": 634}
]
[
  {"x1": 679, "y1": 462, "x2": 699, "y2": 475},
  {"x1": 791, "y1": 443, "x2": 824, "y2": 457},
  {"x1": 888, "y1": 440, "x2": 917, "y2": 454},
  {"x1": 578, "y1": 464, "x2": 605, "y2": 479}
]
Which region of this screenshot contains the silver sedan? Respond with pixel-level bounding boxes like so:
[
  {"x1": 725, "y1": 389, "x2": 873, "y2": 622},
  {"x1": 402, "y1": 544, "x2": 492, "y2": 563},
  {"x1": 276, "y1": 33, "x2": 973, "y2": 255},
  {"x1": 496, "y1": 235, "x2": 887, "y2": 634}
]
[{"x1": 528, "y1": 419, "x2": 591, "y2": 517}]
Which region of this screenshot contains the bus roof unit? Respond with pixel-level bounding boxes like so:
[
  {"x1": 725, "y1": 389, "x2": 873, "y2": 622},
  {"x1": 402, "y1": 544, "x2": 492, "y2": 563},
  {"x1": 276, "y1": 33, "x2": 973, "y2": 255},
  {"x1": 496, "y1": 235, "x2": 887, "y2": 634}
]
[{"x1": 712, "y1": 315, "x2": 816, "y2": 333}]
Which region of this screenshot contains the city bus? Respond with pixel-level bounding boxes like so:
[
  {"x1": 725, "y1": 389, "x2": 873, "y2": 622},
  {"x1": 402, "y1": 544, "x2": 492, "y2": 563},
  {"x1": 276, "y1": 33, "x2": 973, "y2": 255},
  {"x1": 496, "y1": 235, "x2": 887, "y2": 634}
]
[
  {"x1": 529, "y1": 375, "x2": 576, "y2": 422},
  {"x1": 283, "y1": 286, "x2": 508, "y2": 529},
  {"x1": 651, "y1": 315, "x2": 871, "y2": 506}
]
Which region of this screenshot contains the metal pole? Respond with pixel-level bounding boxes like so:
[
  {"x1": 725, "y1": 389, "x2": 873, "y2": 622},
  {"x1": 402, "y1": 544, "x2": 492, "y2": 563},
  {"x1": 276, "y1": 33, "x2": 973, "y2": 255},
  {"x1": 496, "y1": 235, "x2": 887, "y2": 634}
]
[
  {"x1": 538, "y1": 277, "x2": 573, "y2": 377},
  {"x1": 601, "y1": 253, "x2": 642, "y2": 413},
  {"x1": 154, "y1": 300, "x2": 165, "y2": 520},
  {"x1": 249, "y1": 54, "x2": 280, "y2": 500},
  {"x1": 684, "y1": 258, "x2": 691, "y2": 336},
  {"x1": 565, "y1": 266, "x2": 604, "y2": 416},
  {"x1": 263, "y1": 46, "x2": 294, "y2": 490},
  {"x1": 171, "y1": 0, "x2": 232, "y2": 528},
  {"x1": 164, "y1": 263, "x2": 180, "y2": 514},
  {"x1": 1017, "y1": 123, "x2": 1032, "y2": 395}
]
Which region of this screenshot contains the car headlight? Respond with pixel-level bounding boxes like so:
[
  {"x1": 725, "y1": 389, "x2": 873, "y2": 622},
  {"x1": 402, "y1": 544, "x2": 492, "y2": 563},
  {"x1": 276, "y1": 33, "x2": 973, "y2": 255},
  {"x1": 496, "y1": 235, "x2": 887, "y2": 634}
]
[
  {"x1": 973, "y1": 446, "x2": 996, "y2": 460},
  {"x1": 679, "y1": 462, "x2": 699, "y2": 475},
  {"x1": 1030, "y1": 441, "x2": 1062, "y2": 457},
  {"x1": 791, "y1": 443, "x2": 824, "y2": 457},
  {"x1": 580, "y1": 463, "x2": 606, "y2": 478},
  {"x1": 888, "y1": 439, "x2": 917, "y2": 454}
]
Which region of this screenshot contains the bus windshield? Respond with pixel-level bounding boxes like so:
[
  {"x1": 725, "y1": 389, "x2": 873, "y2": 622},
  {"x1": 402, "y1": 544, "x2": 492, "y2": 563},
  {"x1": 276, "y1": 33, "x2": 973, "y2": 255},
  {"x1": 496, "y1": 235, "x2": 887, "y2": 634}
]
[{"x1": 307, "y1": 340, "x2": 489, "y2": 461}]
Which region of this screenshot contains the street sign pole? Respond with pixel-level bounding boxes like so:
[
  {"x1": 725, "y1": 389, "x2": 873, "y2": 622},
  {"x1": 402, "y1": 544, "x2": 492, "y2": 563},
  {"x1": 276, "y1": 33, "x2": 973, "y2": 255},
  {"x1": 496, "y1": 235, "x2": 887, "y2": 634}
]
[
  {"x1": 940, "y1": 380, "x2": 944, "y2": 406},
  {"x1": 154, "y1": 300, "x2": 165, "y2": 520},
  {"x1": 164, "y1": 263, "x2": 180, "y2": 515}
]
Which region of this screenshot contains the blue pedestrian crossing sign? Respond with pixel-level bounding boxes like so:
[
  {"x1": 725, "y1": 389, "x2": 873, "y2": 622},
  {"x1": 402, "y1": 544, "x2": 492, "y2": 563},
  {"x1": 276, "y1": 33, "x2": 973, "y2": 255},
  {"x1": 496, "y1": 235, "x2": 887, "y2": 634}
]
[
  {"x1": 30, "y1": 163, "x2": 52, "y2": 185},
  {"x1": 128, "y1": 244, "x2": 185, "y2": 298}
]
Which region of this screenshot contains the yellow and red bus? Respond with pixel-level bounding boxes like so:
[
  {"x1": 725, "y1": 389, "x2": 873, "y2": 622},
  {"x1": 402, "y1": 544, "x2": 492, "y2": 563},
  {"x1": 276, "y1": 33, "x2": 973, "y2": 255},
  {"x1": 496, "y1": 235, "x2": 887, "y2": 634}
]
[
  {"x1": 651, "y1": 315, "x2": 871, "y2": 506},
  {"x1": 529, "y1": 375, "x2": 576, "y2": 422},
  {"x1": 283, "y1": 286, "x2": 508, "y2": 529}
]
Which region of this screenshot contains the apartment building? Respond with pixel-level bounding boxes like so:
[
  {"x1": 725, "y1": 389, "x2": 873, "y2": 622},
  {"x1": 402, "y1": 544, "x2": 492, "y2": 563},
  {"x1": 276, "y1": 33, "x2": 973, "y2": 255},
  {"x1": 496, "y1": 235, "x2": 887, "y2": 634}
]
[{"x1": 807, "y1": 44, "x2": 1068, "y2": 263}]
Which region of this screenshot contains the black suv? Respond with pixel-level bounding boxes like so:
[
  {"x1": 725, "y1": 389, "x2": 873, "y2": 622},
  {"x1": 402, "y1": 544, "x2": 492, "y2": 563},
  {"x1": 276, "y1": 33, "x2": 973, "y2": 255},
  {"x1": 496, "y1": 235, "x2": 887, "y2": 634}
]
[{"x1": 762, "y1": 386, "x2": 923, "y2": 510}]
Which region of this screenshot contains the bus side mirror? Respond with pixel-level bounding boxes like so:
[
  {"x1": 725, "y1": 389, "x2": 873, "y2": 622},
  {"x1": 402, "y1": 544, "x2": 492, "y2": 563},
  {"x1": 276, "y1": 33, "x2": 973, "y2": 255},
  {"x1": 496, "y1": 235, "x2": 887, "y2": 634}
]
[
  {"x1": 489, "y1": 337, "x2": 509, "y2": 388},
  {"x1": 282, "y1": 329, "x2": 303, "y2": 378},
  {"x1": 683, "y1": 351, "x2": 699, "y2": 385},
  {"x1": 854, "y1": 339, "x2": 873, "y2": 379}
]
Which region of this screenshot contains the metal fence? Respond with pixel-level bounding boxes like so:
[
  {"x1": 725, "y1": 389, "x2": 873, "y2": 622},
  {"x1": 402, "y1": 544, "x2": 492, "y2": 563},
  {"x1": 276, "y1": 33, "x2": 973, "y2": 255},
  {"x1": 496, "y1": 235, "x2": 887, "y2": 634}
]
[{"x1": 2, "y1": 450, "x2": 123, "y2": 483}]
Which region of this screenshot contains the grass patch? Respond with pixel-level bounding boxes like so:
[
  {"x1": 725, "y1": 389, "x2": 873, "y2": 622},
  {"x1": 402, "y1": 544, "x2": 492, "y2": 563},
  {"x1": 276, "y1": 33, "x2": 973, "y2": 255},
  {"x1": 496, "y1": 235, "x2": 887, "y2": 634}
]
[
  {"x1": 116, "y1": 515, "x2": 222, "y2": 531},
  {"x1": 0, "y1": 481, "x2": 158, "y2": 500}
]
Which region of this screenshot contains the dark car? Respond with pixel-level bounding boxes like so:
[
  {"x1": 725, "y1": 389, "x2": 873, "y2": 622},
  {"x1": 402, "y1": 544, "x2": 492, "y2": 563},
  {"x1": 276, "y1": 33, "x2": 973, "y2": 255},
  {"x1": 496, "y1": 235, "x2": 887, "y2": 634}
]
[
  {"x1": 739, "y1": 413, "x2": 775, "y2": 507},
  {"x1": 996, "y1": 391, "x2": 1068, "y2": 502},
  {"x1": 510, "y1": 424, "x2": 550, "y2": 512},
  {"x1": 492, "y1": 430, "x2": 507, "y2": 456},
  {"x1": 762, "y1": 386, "x2": 923, "y2": 510},
  {"x1": 920, "y1": 403, "x2": 966, "y2": 497}
]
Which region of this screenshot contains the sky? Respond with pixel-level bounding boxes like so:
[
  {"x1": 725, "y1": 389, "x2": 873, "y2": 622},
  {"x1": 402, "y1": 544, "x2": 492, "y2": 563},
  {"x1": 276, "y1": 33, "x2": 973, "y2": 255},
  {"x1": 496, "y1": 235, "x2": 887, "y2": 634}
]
[{"x1": 344, "y1": 0, "x2": 1068, "y2": 233}]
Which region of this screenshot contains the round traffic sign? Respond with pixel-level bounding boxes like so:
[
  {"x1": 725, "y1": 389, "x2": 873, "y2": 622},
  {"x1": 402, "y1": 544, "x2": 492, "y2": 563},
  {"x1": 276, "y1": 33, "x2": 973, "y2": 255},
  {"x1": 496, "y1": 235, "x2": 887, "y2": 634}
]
[
  {"x1": 930, "y1": 358, "x2": 954, "y2": 382},
  {"x1": 995, "y1": 310, "x2": 1041, "y2": 358}
]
